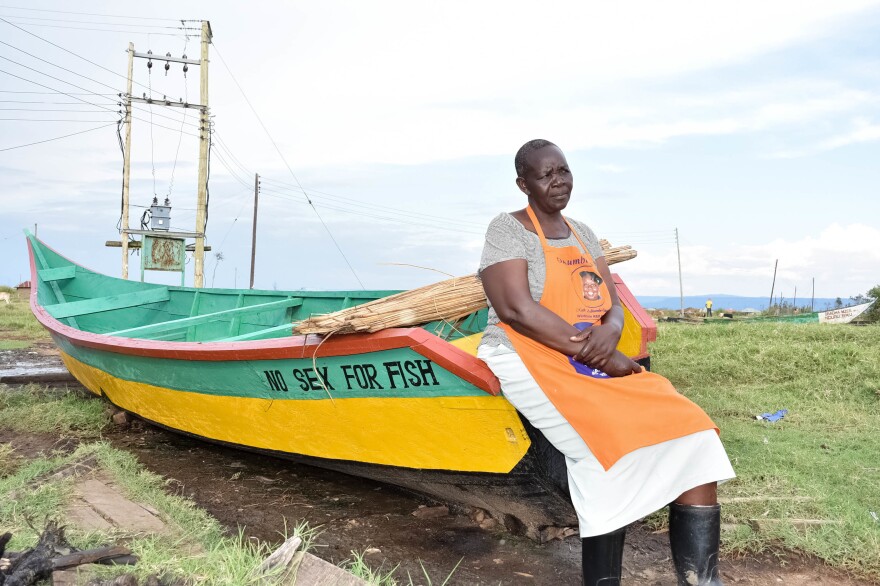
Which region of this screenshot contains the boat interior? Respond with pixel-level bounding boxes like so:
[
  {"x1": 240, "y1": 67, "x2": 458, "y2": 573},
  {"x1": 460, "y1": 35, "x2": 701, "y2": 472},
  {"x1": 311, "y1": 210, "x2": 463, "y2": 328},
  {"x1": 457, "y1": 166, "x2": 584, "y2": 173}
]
[{"x1": 28, "y1": 235, "x2": 486, "y2": 343}]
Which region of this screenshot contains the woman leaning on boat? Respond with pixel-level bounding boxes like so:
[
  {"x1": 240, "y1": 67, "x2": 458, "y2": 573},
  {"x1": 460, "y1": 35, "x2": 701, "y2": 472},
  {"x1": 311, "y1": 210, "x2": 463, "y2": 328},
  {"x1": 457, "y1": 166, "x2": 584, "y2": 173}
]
[{"x1": 477, "y1": 139, "x2": 735, "y2": 586}]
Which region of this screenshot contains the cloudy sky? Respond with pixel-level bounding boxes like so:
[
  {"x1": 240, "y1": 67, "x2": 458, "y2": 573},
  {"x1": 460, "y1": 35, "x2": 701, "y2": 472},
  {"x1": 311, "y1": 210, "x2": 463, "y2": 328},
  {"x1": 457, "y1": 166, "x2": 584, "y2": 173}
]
[{"x1": 1, "y1": 1, "x2": 879, "y2": 302}]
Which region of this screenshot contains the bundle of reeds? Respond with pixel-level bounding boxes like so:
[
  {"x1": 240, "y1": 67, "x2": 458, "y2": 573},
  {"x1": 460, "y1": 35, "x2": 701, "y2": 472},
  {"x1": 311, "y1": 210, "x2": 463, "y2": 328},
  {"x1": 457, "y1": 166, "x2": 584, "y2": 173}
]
[{"x1": 293, "y1": 241, "x2": 637, "y2": 335}]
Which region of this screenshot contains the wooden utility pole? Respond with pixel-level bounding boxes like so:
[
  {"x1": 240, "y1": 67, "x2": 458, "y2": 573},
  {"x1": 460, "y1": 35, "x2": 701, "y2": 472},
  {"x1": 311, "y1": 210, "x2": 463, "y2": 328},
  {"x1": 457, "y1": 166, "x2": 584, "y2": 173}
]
[
  {"x1": 675, "y1": 227, "x2": 684, "y2": 317},
  {"x1": 193, "y1": 21, "x2": 212, "y2": 288},
  {"x1": 811, "y1": 277, "x2": 815, "y2": 312},
  {"x1": 768, "y1": 259, "x2": 778, "y2": 312},
  {"x1": 121, "y1": 42, "x2": 134, "y2": 279},
  {"x1": 249, "y1": 173, "x2": 259, "y2": 289}
]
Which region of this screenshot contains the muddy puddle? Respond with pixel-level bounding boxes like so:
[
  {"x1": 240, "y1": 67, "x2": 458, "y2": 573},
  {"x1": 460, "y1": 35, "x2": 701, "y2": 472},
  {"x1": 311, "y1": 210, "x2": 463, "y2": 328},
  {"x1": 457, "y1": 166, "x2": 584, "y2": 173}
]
[{"x1": 1, "y1": 347, "x2": 873, "y2": 585}]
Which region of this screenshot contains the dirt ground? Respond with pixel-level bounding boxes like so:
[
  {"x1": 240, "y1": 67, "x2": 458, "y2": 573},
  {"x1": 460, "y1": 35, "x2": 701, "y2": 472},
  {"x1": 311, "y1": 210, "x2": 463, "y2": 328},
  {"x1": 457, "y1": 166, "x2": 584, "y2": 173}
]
[{"x1": 1, "y1": 345, "x2": 876, "y2": 585}]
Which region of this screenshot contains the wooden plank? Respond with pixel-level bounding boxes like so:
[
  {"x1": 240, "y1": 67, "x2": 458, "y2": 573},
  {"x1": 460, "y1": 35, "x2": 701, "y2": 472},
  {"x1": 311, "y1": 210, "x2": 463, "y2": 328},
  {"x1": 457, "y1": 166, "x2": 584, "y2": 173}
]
[
  {"x1": 108, "y1": 297, "x2": 303, "y2": 337},
  {"x1": 29, "y1": 238, "x2": 78, "y2": 328},
  {"x1": 185, "y1": 291, "x2": 202, "y2": 342},
  {"x1": 227, "y1": 293, "x2": 245, "y2": 337},
  {"x1": 46, "y1": 287, "x2": 170, "y2": 319},
  {"x1": 74, "y1": 477, "x2": 166, "y2": 533},
  {"x1": 218, "y1": 323, "x2": 293, "y2": 342},
  {"x1": 39, "y1": 265, "x2": 76, "y2": 281},
  {"x1": 290, "y1": 553, "x2": 369, "y2": 585}
]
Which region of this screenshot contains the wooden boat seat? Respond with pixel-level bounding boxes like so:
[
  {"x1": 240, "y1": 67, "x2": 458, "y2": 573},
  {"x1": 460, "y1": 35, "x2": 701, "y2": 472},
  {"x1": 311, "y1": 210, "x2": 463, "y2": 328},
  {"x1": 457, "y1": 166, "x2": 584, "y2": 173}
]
[
  {"x1": 46, "y1": 288, "x2": 170, "y2": 319},
  {"x1": 107, "y1": 297, "x2": 303, "y2": 339}
]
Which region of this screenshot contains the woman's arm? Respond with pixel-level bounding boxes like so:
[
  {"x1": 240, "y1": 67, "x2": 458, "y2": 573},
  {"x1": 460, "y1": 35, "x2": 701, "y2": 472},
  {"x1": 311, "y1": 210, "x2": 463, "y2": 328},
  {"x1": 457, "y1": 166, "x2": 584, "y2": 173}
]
[
  {"x1": 481, "y1": 258, "x2": 585, "y2": 355},
  {"x1": 481, "y1": 258, "x2": 640, "y2": 376}
]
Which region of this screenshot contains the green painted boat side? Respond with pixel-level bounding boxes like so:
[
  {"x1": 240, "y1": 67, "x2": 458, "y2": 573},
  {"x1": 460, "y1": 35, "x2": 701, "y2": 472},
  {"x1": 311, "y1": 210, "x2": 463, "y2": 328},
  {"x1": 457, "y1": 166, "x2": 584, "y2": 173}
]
[{"x1": 52, "y1": 333, "x2": 487, "y2": 400}]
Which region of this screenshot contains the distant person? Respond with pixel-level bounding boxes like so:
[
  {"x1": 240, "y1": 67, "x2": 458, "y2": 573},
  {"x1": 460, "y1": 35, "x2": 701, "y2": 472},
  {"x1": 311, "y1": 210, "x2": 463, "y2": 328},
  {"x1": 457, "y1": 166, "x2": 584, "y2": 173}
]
[
  {"x1": 706, "y1": 298, "x2": 713, "y2": 317},
  {"x1": 478, "y1": 139, "x2": 735, "y2": 585}
]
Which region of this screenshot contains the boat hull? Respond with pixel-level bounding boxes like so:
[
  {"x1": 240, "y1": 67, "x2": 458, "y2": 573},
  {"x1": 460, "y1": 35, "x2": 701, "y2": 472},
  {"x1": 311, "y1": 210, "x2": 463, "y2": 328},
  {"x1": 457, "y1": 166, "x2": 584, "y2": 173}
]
[{"x1": 25, "y1": 232, "x2": 661, "y2": 537}]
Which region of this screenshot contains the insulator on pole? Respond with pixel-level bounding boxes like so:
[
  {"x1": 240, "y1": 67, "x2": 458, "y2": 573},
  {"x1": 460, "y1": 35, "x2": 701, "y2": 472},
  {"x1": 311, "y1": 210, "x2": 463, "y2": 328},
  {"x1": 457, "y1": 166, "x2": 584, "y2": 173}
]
[{"x1": 147, "y1": 49, "x2": 152, "y2": 71}]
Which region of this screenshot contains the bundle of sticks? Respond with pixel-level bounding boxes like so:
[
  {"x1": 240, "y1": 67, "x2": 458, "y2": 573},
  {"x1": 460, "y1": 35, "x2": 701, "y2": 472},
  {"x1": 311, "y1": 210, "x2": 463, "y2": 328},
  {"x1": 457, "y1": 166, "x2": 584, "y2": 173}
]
[{"x1": 293, "y1": 241, "x2": 636, "y2": 336}]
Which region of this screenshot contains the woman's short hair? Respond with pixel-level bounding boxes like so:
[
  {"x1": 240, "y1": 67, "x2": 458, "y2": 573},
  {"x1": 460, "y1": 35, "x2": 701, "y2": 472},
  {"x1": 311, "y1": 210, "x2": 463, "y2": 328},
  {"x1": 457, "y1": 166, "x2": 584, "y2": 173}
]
[{"x1": 515, "y1": 139, "x2": 557, "y2": 177}]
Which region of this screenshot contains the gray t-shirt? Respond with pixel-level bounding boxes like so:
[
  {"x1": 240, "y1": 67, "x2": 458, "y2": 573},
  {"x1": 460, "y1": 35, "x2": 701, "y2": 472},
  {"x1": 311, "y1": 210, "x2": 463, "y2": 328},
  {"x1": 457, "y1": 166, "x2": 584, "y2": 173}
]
[{"x1": 478, "y1": 212, "x2": 604, "y2": 349}]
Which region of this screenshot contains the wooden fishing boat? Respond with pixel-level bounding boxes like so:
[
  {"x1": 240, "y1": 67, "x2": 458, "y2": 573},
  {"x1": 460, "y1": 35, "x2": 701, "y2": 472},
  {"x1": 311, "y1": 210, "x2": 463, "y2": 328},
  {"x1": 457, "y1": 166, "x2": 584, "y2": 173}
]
[{"x1": 25, "y1": 232, "x2": 657, "y2": 539}]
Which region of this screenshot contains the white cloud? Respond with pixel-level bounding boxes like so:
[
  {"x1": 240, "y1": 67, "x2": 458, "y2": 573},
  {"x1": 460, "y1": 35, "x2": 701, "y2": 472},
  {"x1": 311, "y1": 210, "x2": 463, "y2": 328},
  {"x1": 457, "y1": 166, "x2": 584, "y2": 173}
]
[{"x1": 617, "y1": 223, "x2": 880, "y2": 297}]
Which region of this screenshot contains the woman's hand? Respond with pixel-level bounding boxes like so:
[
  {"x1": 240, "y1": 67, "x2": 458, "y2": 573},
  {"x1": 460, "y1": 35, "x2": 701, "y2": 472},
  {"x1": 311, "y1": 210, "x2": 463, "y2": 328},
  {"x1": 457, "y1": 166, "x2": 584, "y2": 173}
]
[
  {"x1": 570, "y1": 322, "x2": 621, "y2": 371},
  {"x1": 599, "y1": 351, "x2": 643, "y2": 377}
]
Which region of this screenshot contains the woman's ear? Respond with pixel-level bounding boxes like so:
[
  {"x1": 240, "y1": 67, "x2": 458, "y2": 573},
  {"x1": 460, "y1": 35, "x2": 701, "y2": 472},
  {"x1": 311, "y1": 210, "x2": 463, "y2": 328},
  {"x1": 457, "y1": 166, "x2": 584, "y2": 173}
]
[{"x1": 516, "y1": 176, "x2": 529, "y2": 196}]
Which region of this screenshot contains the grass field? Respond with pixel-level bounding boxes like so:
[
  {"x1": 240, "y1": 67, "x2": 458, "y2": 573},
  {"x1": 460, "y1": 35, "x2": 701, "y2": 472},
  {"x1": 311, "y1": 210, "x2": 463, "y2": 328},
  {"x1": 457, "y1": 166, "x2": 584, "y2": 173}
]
[
  {"x1": 652, "y1": 321, "x2": 880, "y2": 578},
  {"x1": 2, "y1": 293, "x2": 879, "y2": 581},
  {"x1": 0, "y1": 287, "x2": 48, "y2": 346}
]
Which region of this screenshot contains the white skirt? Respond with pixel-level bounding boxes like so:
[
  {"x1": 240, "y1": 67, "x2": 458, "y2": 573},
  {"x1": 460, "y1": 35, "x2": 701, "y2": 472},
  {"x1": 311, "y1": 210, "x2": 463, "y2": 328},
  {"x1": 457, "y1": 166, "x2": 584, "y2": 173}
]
[{"x1": 478, "y1": 344, "x2": 736, "y2": 537}]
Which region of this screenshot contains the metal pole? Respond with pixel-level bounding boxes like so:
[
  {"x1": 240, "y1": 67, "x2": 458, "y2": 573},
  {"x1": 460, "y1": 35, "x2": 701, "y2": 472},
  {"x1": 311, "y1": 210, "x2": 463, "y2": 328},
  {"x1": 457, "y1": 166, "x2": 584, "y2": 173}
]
[
  {"x1": 193, "y1": 21, "x2": 212, "y2": 288},
  {"x1": 768, "y1": 259, "x2": 778, "y2": 312},
  {"x1": 675, "y1": 227, "x2": 684, "y2": 317},
  {"x1": 793, "y1": 286, "x2": 797, "y2": 311},
  {"x1": 121, "y1": 42, "x2": 134, "y2": 279},
  {"x1": 811, "y1": 277, "x2": 815, "y2": 312},
  {"x1": 249, "y1": 173, "x2": 259, "y2": 289}
]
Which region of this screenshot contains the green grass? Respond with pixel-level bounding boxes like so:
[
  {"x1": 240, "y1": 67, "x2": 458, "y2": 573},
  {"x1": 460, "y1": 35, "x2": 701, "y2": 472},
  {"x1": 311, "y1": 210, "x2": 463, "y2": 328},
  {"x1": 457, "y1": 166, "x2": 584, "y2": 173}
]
[
  {"x1": 0, "y1": 383, "x2": 107, "y2": 436},
  {"x1": 0, "y1": 437, "x2": 312, "y2": 585},
  {"x1": 0, "y1": 295, "x2": 49, "y2": 345},
  {"x1": 652, "y1": 321, "x2": 880, "y2": 578},
  {"x1": 2, "y1": 311, "x2": 879, "y2": 580}
]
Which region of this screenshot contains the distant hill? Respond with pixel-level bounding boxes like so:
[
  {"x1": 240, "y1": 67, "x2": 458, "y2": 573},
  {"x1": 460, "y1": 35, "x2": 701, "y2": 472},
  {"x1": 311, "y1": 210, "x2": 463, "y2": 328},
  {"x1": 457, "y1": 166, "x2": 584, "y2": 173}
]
[{"x1": 635, "y1": 295, "x2": 843, "y2": 312}]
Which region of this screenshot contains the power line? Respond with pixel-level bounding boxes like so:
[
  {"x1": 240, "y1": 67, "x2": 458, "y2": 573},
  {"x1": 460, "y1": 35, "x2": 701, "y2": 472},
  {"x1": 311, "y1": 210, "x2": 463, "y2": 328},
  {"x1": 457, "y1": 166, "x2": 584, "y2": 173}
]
[
  {"x1": 0, "y1": 90, "x2": 116, "y2": 95},
  {"x1": 0, "y1": 65, "x2": 121, "y2": 112},
  {"x1": 0, "y1": 39, "x2": 122, "y2": 94},
  {"x1": 261, "y1": 180, "x2": 489, "y2": 230},
  {"x1": 0, "y1": 5, "x2": 184, "y2": 21},
  {"x1": 0, "y1": 20, "x2": 196, "y2": 37},
  {"x1": 260, "y1": 190, "x2": 486, "y2": 236},
  {"x1": 0, "y1": 118, "x2": 116, "y2": 121},
  {"x1": 0, "y1": 18, "x2": 173, "y2": 97},
  {"x1": 0, "y1": 66, "x2": 200, "y2": 137},
  {"x1": 0, "y1": 107, "x2": 113, "y2": 112},
  {"x1": 0, "y1": 13, "x2": 198, "y2": 30},
  {"x1": 213, "y1": 41, "x2": 365, "y2": 289},
  {"x1": 0, "y1": 99, "x2": 116, "y2": 104},
  {"x1": 0, "y1": 121, "x2": 115, "y2": 151}
]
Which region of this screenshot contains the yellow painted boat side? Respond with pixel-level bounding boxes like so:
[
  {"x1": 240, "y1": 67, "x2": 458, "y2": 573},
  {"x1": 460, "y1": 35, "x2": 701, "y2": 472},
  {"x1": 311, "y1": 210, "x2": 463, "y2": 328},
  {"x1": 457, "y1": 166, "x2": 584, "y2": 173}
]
[{"x1": 61, "y1": 351, "x2": 530, "y2": 473}]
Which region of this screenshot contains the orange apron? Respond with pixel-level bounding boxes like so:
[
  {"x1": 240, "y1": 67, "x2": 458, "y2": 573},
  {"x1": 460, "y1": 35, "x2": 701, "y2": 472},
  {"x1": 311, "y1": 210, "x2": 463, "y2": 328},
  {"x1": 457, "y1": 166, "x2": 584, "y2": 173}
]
[{"x1": 499, "y1": 206, "x2": 717, "y2": 470}]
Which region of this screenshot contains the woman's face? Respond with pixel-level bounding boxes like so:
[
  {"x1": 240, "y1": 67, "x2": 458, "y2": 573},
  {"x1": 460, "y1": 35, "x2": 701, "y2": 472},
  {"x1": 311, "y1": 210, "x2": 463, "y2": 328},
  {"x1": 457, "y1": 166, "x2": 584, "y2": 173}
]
[{"x1": 517, "y1": 146, "x2": 573, "y2": 214}]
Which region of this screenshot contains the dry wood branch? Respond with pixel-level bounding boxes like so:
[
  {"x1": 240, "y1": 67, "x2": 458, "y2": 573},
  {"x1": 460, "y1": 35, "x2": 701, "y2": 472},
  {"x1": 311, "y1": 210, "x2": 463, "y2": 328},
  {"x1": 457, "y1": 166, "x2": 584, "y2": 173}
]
[
  {"x1": 294, "y1": 240, "x2": 637, "y2": 335},
  {"x1": 0, "y1": 524, "x2": 133, "y2": 586}
]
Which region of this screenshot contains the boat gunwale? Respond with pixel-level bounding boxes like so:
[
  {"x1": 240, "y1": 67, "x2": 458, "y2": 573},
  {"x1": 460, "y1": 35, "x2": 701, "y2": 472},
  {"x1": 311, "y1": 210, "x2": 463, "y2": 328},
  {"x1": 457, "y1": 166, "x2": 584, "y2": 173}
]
[{"x1": 26, "y1": 236, "x2": 501, "y2": 395}]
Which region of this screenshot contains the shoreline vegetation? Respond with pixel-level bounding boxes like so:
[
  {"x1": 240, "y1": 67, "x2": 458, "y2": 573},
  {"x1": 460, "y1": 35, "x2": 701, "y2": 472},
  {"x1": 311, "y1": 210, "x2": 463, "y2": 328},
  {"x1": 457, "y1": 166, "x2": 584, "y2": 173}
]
[{"x1": 2, "y1": 288, "x2": 880, "y2": 582}]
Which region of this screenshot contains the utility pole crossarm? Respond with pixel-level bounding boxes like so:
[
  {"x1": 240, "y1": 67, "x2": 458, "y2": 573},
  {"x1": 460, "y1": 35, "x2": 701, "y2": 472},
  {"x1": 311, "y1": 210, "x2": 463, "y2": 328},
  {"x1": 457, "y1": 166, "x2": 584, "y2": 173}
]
[
  {"x1": 127, "y1": 96, "x2": 206, "y2": 110},
  {"x1": 132, "y1": 52, "x2": 200, "y2": 66}
]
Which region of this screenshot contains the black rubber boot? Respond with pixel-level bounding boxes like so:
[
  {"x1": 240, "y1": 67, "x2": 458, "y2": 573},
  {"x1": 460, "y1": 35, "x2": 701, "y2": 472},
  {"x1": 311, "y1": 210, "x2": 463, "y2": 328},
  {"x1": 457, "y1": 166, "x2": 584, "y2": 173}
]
[
  {"x1": 668, "y1": 503, "x2": 724, "y2": 585},
  {"x1": 581, "y1": 526, "x2": 626, "y2": 585}
]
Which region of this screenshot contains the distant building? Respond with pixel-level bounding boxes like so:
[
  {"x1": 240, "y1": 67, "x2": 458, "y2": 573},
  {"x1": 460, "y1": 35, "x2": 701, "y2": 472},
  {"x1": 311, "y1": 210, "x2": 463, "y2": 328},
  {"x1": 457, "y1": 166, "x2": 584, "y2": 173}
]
[{"x1": 15, "y1": 280, "x2": 31, "y2": 300}]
